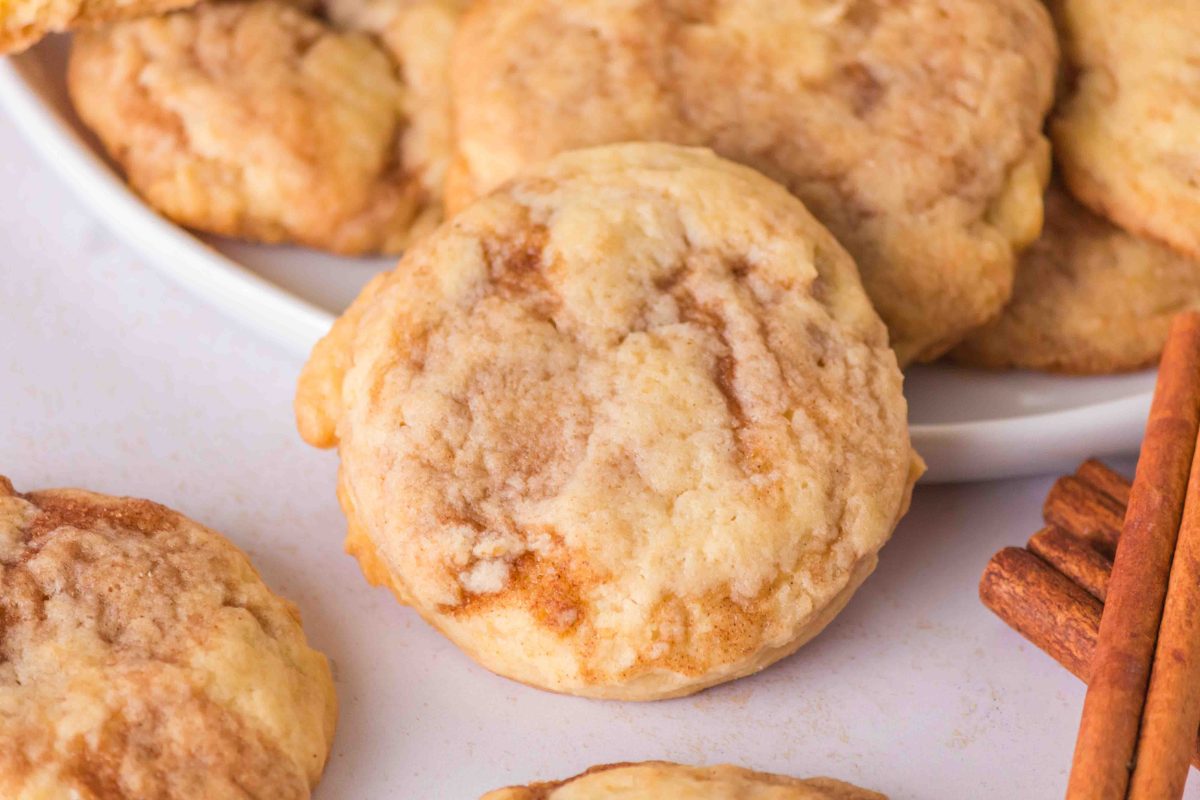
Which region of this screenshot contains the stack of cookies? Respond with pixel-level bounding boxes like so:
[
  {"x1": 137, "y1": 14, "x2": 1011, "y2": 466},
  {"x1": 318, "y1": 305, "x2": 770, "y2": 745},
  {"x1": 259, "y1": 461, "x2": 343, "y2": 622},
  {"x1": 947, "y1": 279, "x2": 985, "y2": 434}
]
[
  {"x1": 1, "y1": 0, "x2": 1197, "y2": 796},
  {"x1": 9, "y1": 0, "x2": 1192, "y2": 374}
]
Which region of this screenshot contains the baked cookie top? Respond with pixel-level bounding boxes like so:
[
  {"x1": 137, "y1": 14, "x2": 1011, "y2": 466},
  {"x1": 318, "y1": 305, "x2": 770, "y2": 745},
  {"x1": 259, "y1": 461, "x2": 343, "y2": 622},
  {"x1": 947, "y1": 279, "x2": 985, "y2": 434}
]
[
  {"x1": 446, "y1": 0, "x2": 1058, "y2": 364},
  {"x1": 953, "y1": 180, "x2": 1200, "y2": 374},
  {"x1": 0, "y1": 0, "x2": 198, "y2": 54},
  {"x1": 1050, "y1": 0, "x2": 1200, "y2": 260},
  {"x1": 67, "y1": 0, "x2": 440, "y2": 255},
  {"x1": 0, "y1": 477, "x2": 337, "y2": 800},
  {"x1": 296, "y1": 143, "x2": 921, "y2": 700},
  {"x1": 480, "y1": 761, "x2": 886, "y2": 800}
]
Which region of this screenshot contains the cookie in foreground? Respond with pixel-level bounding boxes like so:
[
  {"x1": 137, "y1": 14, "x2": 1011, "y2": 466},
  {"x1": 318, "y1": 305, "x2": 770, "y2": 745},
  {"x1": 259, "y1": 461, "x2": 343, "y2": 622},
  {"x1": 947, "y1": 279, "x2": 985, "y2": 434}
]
[
  {"x1": 0, "y1": 477, "x2": 337, "y2": 799},
  {"x1": 480, "y1": 761, "x2": 886, "y2": 800},
  {"x1": 1049, "y1": 0, "x2": 1200, "y2": 260},
  {"x1": 952, "y1": 180, "x2": 1200, "y2": 373},
  {"x1": 446, "y1": 0, "x2": 1058, "y2": 364},
  {"x1": 296, "y1": 143, "x2": 923, "y2": 700},
  {"x1": 67, "y1": 0, "x2": 443, "y2": 255}
]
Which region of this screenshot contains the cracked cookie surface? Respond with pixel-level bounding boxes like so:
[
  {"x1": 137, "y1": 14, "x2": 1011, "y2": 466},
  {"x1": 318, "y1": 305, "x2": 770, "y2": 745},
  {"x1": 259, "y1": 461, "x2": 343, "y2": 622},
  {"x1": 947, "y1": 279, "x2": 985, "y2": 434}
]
[
  {"x1": 0, "y1": 477, "x2": 336, "y2": 800},
  {"x1": 480, "y1": 761, "x2": 886, "y2": 800},
  {"x1": 953, "y1": 180, "x2": 1200, "y2": 373},
  {"x1": 296, "y1": 143, "x2": 921, "y2": 700},
  {"x1": 446, "y1": 0, "x2": 1057, "y2": 364},
  {"x1": 1050, "y1": 0, "x2": 1200, "y2": 260},
  {"x1": 67, "y1": 0, "x2": 438, "y2": 254}
]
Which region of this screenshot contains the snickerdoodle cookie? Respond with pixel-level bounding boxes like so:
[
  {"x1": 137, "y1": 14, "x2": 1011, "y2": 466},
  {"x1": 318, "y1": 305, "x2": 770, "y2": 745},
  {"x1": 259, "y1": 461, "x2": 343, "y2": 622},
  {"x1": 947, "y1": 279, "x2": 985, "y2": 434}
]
[
  {"x1": 68, "y1": 0, "x2": 445, "y2": 254},
  {"x1": 1050, "y1": 0, "x2": 1200, "y2": 260},
  {"x1": 480, "y1": 761, "x2": 886, "y2": 800},
  {"x1": 322, "y1": 0, "x2": 468, "y2": 210},
  {"x1": 0, "y1": 477, "x2": 336, "y2": 799},
  {"x1": 295, "y1": 143, "x2": 922, "y2": 700},
  {"x1": 446, "y1": 0, "x2": 1058, "y2": 364},
  {"x1": 953, "y1": 180, "x2": 1200, "y2": 373},
  {"x1": 0, "y1": 0, "x2": 197, "y2": 54}
]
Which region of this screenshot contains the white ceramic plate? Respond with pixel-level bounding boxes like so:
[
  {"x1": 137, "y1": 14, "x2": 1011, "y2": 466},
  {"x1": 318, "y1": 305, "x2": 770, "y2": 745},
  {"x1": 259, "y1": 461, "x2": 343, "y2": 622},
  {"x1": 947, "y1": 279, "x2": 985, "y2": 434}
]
[{"x1": 0, "y1": 38, "x2": 1154, "y2": 483}]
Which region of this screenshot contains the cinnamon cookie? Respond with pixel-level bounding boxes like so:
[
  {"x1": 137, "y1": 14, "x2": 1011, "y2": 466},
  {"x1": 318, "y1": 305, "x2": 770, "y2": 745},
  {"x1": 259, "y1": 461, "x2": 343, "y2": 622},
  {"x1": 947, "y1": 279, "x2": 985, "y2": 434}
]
[
  {"x1": 1050, "y1": 0, "x2": 1200, "y2": 259},
  {"x1": 68, "y1": 0, "x2": 443, "y2": 255},
  {"x1": 953, "y1": 181, "x2": 1200, "y2": 373},
  {"x1": 322, "y1": 0, "x2": 468, "y2": 212},
  {"x1": 0, "y1": 0, "x2": 197, "y2": 54},
  {"x1": 295, "y1": 143, "x2": 922, "y2": 700},
  {"x1": 481, "y1": 762, "x2": 886, "y2": 800},
  {"x1": 0, "y1": 477, "x2": 337, "y2": 799},
  {"x1": 446, "y1": 0, "x2": 1057, "y2": 364}
]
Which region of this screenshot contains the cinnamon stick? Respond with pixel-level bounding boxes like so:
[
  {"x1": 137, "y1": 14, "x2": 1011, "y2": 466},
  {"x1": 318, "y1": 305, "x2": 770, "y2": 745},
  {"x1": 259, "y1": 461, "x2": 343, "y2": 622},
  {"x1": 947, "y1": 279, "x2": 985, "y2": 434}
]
[
  {"x1": 980, "y1": 547, "x2": 1101, "y2": 680},
  {"x1": 980, "y1": 546, "x2": 1200, "y2": 770},
  {"x1": 1043, "y1": 475, "x2": 1125, "y2": 556},
  {"x1": 1075, "y1": 458, "x2": 1132, "y2": 507},
  {"x1": 1068, "y1": 311, "x2": 1200, "y2": 800},
  {"x1": 1128, "y1": 424, "x2": 1200, "y2": 799},
  {"x1": 1028, "y1": 526, "x2": 1112, "y2": 602}
]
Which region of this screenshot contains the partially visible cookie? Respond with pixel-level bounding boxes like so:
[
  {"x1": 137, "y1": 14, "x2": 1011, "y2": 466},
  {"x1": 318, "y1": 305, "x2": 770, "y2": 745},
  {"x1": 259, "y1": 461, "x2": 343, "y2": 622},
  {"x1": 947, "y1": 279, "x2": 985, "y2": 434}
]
[
  {"x1": 447, "y1": 0, "x2": 1058, "y2": 364},
  {"x1": 0, "y1": 477, "x2": 337, "y2": 799},
  {"x1": 322, "y1": 0, "x2": 468, "y2": 214},
  {"x1": 1050, "y1": 0, "x2": 1200, "y2": 259},
  {"x1": 68, "y1": 0, "x2": 439, "y2": 255},
  {"x1": 480, "y1": 762, "x2": 886, "y2": 800},
  {"x1": 0, "y1": 0, "x2": 198, "y2": 54},
  {"x1": 296, "y1": 143, "x2": 921, "y2": 700},
  {"x1": 952, "y1": 180, "x2": 1200, "y2": 373}
]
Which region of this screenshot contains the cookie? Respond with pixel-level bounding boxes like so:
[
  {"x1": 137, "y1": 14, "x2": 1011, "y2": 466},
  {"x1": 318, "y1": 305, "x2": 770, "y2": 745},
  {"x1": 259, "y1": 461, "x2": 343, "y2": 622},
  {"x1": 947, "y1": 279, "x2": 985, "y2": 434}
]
[
  {"x1": 1050, "y1": 0, "x2": 1200, "y2": 260},
  {"x1": 295, "y1": 143, "x2": 922, "y2": 700},
  {"x1": 0, "y1": 0, "x2": 197, "y2": 54},
  {"x1": 322, "y1": 0, "x2": 468, "y2": 212},
  {"x1": 68, "y1": 0, "x2": 441, "y2": 255},
  {"x1": 0, "y1": 477, "x2": 337, "y2": 799},
  {"x1": 480, "y1": 761, "x2": 886, "y2": 800},
  {"x1": 953, "y1": 180, "x2": 1200, "y2": 373},
  {"x1": 446, "y1": 0, "x2": 1058, "y2": 364}
]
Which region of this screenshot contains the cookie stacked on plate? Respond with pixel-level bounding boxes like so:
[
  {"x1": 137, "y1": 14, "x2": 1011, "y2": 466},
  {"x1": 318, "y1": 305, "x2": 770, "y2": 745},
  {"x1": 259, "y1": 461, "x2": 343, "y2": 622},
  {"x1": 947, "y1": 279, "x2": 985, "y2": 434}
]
[
  {"x1": 953, "y1": 0, "x2": 1200, "y2": 373},
  {"x1": 7, "y1": 0, "x2": 1195, "y2": 372}
]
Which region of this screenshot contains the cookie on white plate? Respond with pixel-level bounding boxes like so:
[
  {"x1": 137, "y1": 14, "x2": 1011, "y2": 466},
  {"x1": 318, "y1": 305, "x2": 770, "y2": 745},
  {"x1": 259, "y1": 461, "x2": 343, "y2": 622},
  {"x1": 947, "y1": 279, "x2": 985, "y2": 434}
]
[
  {"x1": 1050, "y1": 0, "x2": 1200, "y2": 259},
  {"x1": 68, "y1": 0, "x2": 446, "y2": 255},
  {"x1": 445, "y1": 0, "x2": 1058, "y2": 363},
  {"x1": 954, "y1": 180, "x2": 1200, "y2": 373}
]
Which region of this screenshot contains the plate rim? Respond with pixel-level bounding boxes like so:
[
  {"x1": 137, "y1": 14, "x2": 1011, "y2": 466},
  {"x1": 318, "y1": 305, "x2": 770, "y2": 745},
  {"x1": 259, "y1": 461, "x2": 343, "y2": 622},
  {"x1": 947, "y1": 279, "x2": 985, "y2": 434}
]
[
  {"x1": 0, "y1": 49, "x2": 1149, "y2": 481},
  {"x1": 0, "y1": 51, "x2": 334, "y2": 354}
]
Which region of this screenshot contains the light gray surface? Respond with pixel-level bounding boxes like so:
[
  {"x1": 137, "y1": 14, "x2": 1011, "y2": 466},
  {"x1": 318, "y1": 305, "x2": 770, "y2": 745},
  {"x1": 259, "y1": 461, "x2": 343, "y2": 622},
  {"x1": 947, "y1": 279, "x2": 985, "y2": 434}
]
[{"x1": 0, "y1": 112, "x2": 1189, "y2": 799}]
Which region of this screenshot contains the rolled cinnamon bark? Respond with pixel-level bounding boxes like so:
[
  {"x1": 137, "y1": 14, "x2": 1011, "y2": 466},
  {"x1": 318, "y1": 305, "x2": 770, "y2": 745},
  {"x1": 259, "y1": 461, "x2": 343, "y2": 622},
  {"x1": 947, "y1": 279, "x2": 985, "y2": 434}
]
[
  {"x1": 1129, "y1": 429, "x2": 1200, "y2": 799},
  {"x1": 980, "y1": 547, "x2": 1100, "y2": 681},
  {"x1": 1027, "y1": 526, "x2": 1112, "y2": 602},
  {"x1": 1074, "y1": 458, "x2": 1131, "y2": 507},
  {"x1": 980, "y1": 546, "x2": 1200, "y2": 770},
  {"x1": 1068, "y1": 311, "x2": 1200, "y2": 800},
  {"x1": 1043, "y1": 475, "x2": 1124, "y2": 556}
]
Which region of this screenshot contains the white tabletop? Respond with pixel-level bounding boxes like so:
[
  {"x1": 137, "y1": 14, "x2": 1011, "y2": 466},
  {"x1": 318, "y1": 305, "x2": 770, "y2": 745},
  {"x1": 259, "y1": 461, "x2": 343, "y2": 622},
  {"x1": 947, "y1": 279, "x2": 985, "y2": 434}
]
[{"x1": 1, "y1": 119, "x2": 1188, "y2": 800}]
